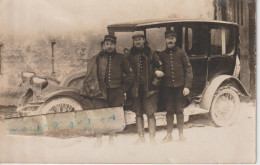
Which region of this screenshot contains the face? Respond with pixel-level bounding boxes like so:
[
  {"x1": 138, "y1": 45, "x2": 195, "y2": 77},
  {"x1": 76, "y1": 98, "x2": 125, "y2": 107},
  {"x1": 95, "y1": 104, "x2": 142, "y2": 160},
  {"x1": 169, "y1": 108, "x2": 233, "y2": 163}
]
[
  {"x1": 133, "y1": 36, "x2": 145, "y2": 49},
  {"x1": 103, "y1": 40, "x2": 116, "y2": 52},
  {"x1": 166, "y1": 36, "x2": 176, "y2": 49}
]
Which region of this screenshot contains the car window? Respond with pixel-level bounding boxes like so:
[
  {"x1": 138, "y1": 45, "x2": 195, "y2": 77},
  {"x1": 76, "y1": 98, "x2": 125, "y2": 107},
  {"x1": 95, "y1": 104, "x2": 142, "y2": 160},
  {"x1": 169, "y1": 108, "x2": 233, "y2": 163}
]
[
  {"x1": 211, "y1": 28, "x2": 223, "y2": 55},
  {"x1": 147, "y1": 26, "x2": 191, "y2": 51},
  {"x1": 210, "y1": 27, "x2": 236, "y2": 56},
  {"x1": 182, "y1": 26, "x2": 207, "y2": 57},
  {"x1": 115, "y1": 32, "x2": 133, "y2": 54},
  {"x1": 146, "y1": 27, "x2": 166, "y2": 51},
  {"x1": 225, "y1": 28, "x2": 236, "y2": 55}
]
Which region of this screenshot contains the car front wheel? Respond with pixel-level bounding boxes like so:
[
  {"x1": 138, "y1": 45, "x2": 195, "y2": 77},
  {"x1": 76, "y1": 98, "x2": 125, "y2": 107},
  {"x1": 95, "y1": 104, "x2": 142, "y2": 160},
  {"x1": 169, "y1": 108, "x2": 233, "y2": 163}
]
[
  {"x1": 210, "y1": 86, "x2": 240, "y2": 127},
  {"x1": 39, "y1": 97, "x2": 83, "y2": 115}
]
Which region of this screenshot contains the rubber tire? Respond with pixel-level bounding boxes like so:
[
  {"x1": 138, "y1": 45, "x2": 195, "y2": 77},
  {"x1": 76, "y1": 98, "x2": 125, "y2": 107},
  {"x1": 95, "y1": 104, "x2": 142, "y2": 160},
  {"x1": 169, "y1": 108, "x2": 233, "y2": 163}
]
[
  {"x1": 210, "y1": 86, "x2": 240, "y2": 127},
  {"x1": 39, "y1": 97, "x2": 83, "y2": 115}
]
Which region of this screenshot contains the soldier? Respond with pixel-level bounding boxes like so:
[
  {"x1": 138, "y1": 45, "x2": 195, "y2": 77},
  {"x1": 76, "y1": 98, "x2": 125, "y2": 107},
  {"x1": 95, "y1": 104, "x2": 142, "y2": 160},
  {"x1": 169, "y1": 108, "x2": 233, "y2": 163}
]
[
  {"x1": 128, "y1": 31, "x2": 164, "y2": 145},
  {"x1": 159, "y1": 30, "x2": 193, "y2": 142},
  {"x1": 81, "y1": 35, "x2": 134, "y2": 147}
]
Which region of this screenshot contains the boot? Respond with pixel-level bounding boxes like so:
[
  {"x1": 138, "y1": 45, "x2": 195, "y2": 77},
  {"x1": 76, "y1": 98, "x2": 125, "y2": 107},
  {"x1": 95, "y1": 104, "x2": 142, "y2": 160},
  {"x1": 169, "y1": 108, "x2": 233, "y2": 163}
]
[
  {"x1": 150, "y1": 135, "x2": 156, "y2": 145},
  {"x1": 177, "y1": 113, "x2": 186, "y2": 141},
  {"x1": 162, "y1": 114, "x2": 174, "y2": 143},
  {"x1": 94, "y1": 135, "x2": 102, "y2": 148},
  {"x1": 109, "y1": 134, "x2": 115, "y2": 146},
  {"x1": 134, "y1": 116, "x2": 146, "y2": 145},
  {"x1": 162, "y1": 134, "x2": 173, "y2": 143},
  {"x1": 135, "y1": 135, "x2": 146, "y2": 144},
  {"x1": 148, "y1": 117, "x2": 157, "y2": 145}
]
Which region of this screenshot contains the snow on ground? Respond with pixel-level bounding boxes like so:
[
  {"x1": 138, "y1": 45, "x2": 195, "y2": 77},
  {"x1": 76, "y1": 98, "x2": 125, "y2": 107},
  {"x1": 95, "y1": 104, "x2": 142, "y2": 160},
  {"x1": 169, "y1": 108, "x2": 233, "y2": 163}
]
[{"x1": 0, "y1": 101, "x2": 256, "y2": 164}]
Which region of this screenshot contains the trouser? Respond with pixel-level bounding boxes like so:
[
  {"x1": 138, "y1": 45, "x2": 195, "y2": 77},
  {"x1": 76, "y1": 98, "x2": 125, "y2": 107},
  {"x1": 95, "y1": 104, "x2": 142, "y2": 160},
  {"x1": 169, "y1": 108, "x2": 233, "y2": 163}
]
[
  {"x1": 106, "y1": 87, "x2": 124, "y2": 107},
  {"x1": 161, "y1": 86, "x2": 185, "y2": 134},
  {"x1": 95, "y1": 88, "x2": 124, "y2": 138},
  {"x1": 132, "y1": 85, "x2": 157, "y2": 137}
]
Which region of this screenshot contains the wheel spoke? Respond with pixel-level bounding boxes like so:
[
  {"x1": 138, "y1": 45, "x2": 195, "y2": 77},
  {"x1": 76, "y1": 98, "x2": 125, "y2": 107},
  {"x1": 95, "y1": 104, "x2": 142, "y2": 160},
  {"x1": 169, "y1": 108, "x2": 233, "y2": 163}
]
[
  {"x1": 49, "y1": 103, "x2": 75, "y2": 113},
  {"x1": 42, "y1": 98, "x2": 82, "y2": 114},
  {"x1": 214, "y1": 92, "x2": 237, "y2": 121}
]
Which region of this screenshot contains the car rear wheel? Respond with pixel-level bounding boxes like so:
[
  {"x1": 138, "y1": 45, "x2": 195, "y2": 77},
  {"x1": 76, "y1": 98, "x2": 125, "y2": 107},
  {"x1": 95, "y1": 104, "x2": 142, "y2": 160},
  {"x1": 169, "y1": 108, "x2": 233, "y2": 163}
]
[
  {"x1": 210, "y1": 86, "x2": 240, "y2": 126},
  {"x1": 39, "y1": 97, "x2": 83, "y2": 114}
]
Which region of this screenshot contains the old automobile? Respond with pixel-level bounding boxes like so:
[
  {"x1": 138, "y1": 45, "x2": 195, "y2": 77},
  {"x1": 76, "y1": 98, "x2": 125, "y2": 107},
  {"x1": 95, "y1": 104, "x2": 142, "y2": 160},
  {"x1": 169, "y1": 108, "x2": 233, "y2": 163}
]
[{"x1": 11, "y1": 19, "x2": 249, "y2": 135}]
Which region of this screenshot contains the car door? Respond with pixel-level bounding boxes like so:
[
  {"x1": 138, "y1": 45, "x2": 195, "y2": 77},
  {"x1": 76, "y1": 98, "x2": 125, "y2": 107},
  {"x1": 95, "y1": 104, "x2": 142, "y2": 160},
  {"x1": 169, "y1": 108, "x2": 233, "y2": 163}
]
[
  {"x1": 208, "y1": 25, "x2": 237, "y2": 81},
  {"x1": 181, "y1": 23, "x2": 209, "y2": 97}
]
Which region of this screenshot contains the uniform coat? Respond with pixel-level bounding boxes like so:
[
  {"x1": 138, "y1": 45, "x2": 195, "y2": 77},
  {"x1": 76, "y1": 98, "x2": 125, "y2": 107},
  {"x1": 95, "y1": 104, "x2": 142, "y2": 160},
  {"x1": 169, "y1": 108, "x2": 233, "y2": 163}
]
[
  {"x1": 81, "y1": 51, "x2": 134, "y2": 100},
  {"x1": 127, "y1": 46, "x2": 162, "y2": 98},
  {"x1": 159, "y1": 46, "x2": 193, "y2": 89}
]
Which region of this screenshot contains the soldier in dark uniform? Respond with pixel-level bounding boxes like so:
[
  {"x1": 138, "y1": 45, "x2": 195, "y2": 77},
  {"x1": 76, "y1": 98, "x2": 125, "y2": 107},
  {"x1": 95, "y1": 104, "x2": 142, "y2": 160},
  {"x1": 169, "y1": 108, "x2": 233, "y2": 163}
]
[
  {"x1": 159, "y1": 30, "x2": 193, "y2": 142},
  {"x1": 128, "y1": 31, "x2": 164, "y2": 145},
  {"x1": 82, "y1": 35, "x2": 134, "y2": 147}
]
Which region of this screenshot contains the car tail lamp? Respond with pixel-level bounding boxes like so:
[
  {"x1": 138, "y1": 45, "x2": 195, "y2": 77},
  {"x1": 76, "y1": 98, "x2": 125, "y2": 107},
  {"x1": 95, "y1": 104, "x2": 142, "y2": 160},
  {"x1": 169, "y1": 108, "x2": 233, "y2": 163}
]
[
  {"x1": 31, "y1": 77, "x2": 48, "y2": 90},
  {"x1": 21, "y1": 72, "x2": 35, "y2": 85}
]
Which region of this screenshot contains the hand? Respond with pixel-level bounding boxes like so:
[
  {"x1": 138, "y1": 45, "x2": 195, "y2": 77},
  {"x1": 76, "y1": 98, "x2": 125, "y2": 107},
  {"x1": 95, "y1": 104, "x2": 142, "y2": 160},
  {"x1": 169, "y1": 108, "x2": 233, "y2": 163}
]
[
  {"x1": 124, "y1": 93, "x2": 127, "y2": 101},
  {"x1": 183, "y1": 88, "x2": 190, "y2": 96},
  {"x1": 155, "y1": 70, "x2": 164, "y2": 77}
]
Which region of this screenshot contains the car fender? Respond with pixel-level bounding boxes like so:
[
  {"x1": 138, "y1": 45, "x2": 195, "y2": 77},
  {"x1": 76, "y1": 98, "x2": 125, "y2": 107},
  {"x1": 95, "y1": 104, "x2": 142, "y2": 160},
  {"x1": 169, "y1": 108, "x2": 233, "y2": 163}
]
[
  {"x1": 59, "y1": 69, "x2": 87, "y2": 87},
  {"x1": 18, "y1": 88, "x2": 33, "y2": 107},
  {"x1": 43, "y1": 88, "x2": 83, "y2": 103},
  {"x1": 200, "y1": 75, "x2": 250, "y2": 110}
]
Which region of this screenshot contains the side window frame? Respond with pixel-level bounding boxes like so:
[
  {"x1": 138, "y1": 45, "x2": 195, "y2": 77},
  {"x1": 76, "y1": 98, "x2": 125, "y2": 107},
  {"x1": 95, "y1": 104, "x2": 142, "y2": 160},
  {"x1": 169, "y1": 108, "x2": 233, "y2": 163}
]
[
  {"x1": 209, "y1": 25, "x2": 236, "y2": 58},
  {"x1": 181, "y1": 24, "x2": 208, "y2": 59}
]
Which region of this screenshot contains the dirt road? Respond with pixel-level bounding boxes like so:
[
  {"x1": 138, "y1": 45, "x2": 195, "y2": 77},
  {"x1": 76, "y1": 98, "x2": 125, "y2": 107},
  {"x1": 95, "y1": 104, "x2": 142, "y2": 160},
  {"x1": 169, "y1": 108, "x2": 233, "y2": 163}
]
[{"x1": 0, "y1": 101, "x2": 256, "y2": 164}]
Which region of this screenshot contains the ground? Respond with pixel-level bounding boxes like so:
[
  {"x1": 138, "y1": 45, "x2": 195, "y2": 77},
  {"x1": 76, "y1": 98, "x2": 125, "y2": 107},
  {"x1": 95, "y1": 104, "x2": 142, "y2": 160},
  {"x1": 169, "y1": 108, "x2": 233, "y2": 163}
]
[{"x1": 0, "y1": 101, "x2": 256, "y2": 164}]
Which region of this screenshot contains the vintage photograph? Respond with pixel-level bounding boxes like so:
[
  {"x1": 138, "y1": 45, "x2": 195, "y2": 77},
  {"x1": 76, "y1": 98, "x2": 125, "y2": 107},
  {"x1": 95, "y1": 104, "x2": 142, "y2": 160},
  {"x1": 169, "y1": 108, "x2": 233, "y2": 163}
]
[{"x1": 0, "y1": 0, "x2": 256, "y2": 164}]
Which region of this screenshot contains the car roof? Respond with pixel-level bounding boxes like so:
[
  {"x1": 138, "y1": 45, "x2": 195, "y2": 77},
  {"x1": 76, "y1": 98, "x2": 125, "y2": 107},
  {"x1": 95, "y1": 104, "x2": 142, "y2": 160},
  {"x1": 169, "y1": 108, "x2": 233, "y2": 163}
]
[{"x1": 107, "y1": 18, "x2": 238, "y2": 32}]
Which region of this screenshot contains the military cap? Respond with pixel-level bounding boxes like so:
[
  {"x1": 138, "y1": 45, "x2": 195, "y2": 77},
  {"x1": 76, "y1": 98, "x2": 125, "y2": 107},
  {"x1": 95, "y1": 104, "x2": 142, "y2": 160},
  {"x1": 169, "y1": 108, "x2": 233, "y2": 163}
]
[
  {"x1": 165, "y1": 30, "x2": 176, "y2": 38},
  {"x1": 103, "y1": 35, "x2": 117, "y2": 43},
  {"x1": 132, "y1": 31, "x2": 145, "y2": 39}
]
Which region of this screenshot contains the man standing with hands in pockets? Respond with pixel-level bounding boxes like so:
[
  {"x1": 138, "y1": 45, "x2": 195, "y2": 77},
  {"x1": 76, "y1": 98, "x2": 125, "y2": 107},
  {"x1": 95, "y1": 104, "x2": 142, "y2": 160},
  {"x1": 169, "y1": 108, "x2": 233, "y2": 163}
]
[{"x1": 159, "y1": 29, "x2": 193, "y2": 142}]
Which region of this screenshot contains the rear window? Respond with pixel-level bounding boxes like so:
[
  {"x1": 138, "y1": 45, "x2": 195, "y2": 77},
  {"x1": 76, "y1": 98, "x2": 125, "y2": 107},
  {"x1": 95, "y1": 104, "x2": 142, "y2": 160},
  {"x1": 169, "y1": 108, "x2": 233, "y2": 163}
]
[{"x1": 210, "y1": 27, "x2": 236, "y2": 55}]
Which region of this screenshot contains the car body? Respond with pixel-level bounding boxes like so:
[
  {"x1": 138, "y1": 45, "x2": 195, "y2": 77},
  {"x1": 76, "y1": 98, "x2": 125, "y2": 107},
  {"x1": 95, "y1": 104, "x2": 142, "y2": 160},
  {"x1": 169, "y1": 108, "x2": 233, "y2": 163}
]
[{"x1": 17, "y1": 19, "x2": 250, "y2": 127}]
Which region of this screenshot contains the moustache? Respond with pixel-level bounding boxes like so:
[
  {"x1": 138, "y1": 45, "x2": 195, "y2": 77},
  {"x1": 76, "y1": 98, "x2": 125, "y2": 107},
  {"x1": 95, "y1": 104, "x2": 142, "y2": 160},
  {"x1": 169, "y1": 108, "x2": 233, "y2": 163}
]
[{"x1": 167, "y1": 42, "x2": 174, "y2": 44}]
